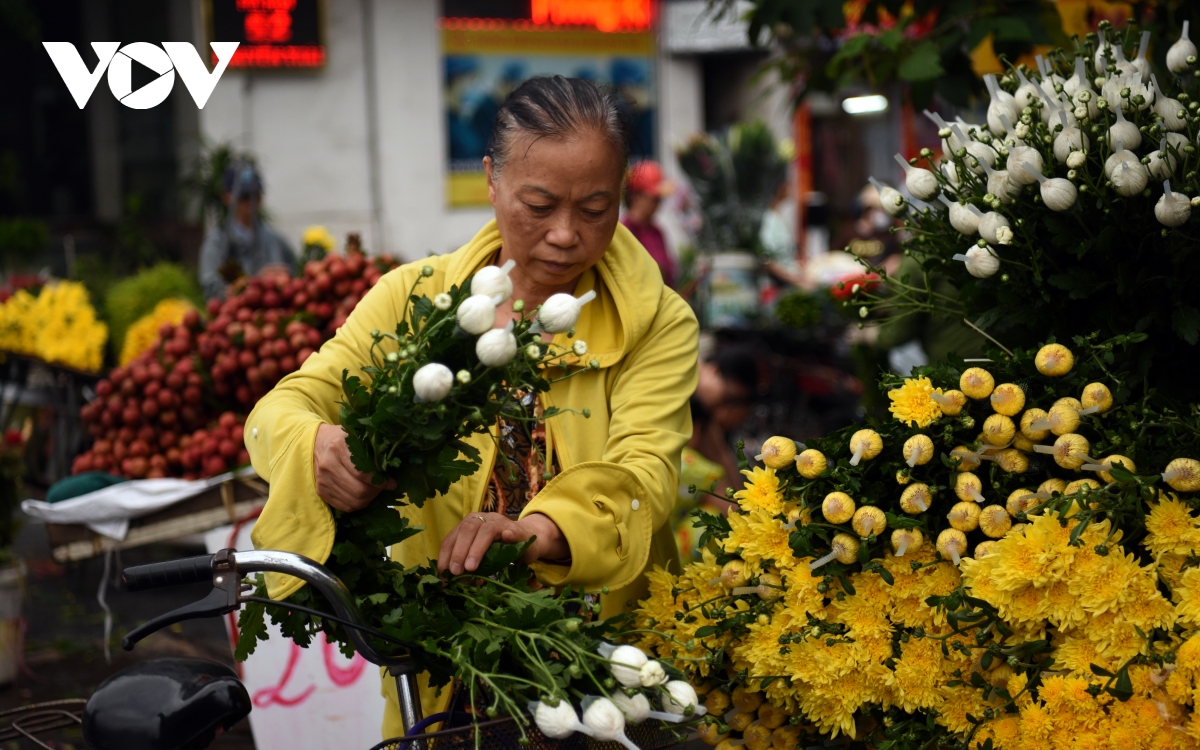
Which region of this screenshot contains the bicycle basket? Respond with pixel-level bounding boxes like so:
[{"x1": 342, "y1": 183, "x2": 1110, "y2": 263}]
[{"x1": 0, "y1": 699, "x2": 86, "y2": 749}]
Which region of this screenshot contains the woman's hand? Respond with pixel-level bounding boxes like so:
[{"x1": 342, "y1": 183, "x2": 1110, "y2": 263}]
[
  {"x1": 437, "y1": 512, "x2": 570, "y2": 576},
  {"x1": 313, "y1": 423, "x2": 395, "y2": 512}
]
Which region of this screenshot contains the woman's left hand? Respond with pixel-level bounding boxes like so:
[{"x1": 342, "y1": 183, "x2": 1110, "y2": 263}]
[{"x1": 437, "y1": 512, "x2": 570, "y2": 576}]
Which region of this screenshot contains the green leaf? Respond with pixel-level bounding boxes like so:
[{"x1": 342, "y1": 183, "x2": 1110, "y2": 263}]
[
  {"x1": 472, "y1": 539, "x2": 535, "y2": 578},
  {"x1": 898, "y1": 42, "x2": 945, "y2": 82},
  {"x1": 1173, "y1": 306, "x2": 1200, "y2": 345},
  {"x1": 989, "y1": 17, "x2": 1034, "y2": 43},
  {"x1": 1089, "y1": 663, "x2": 1115, "y2": 678},
  {"x1": 878, "y1": 28, "x2": 902, "y2": 51}
]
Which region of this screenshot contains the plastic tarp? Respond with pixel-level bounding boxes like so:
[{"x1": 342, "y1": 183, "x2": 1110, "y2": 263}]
[{"x1": 22, "y1": 467, "x2": 258, "y2": 540}]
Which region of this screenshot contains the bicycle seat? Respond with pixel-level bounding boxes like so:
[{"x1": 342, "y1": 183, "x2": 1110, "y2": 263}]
[{"x1": 82, "y1": 658, "x2": 251, "y2": 750}]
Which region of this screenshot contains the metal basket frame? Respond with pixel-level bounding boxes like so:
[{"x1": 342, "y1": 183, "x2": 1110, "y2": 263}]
[{"x1": 0, "y1": 699, "x2": 87, "y2": 749}]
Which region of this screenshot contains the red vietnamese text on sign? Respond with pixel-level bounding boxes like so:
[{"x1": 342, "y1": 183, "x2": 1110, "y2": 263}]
[{"x1": 529, "y1": 0, "x2": 653, "y2": 32}]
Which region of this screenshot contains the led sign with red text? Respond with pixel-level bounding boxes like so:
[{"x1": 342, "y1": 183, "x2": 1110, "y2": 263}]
[
  {"x1": 207, "y1": 0, "x2": 325, "y2": 69},
  {"x1": 441, "y1": 0, "x2": 653, "y2": 32}
]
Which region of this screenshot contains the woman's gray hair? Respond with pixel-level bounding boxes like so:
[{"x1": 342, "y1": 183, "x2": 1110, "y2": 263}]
[{"x1": 485, "y1": 75, "x2": 634, "y2": 180}]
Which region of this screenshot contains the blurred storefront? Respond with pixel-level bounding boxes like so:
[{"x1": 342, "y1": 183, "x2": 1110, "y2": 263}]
[{"x1": 7, "y1": 0, "x2": 807, "y2": 262}]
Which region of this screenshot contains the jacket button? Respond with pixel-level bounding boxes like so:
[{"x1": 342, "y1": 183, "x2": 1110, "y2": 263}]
[{"x1": 631, "y1": 499, "x2": 640, "y2": 511}]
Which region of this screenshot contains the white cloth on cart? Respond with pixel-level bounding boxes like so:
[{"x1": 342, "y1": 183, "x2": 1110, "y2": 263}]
[{"x1": 21, "y1": 467, "x2": 254, "y2": 540}]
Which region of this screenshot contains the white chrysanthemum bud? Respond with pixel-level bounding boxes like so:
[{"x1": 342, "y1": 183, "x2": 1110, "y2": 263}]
[
  {"x1": 433, "y1": 293, "x2": 452, "y2": 311},
  {"x1": 535, "y1": 699, "x2": 582, "y2": 739},
  {"x1": 1014, "y1": 69, "x2": 1041, "y2": 110},
  {"x1": 1104, "y1": 147, "x2": 1138, "y2": 178},
  {"x1": 939, "y1": 196, "x2": 979, "y2": 235},
  {"x1": 470, "y1": 259, "x2": 515, "y2": 300},
  {"x1": 455, "y1": 369, "x2": 471, "y2": 384},
  {"x1": 953, "y1": 245, "x2": 1001, "y2": 278},
  {"x1": 1107, "y1": 110, "x2": 1142, "y2": 150},
  {"x1": 894, "y1": 154, "x2": 939, "y2": 201},
  {"x1": 1053, "y1": 127, "x2": 1089, "y2": 163},
  {"x1": 582, "y1": 697, "x2": 627, "y2": 740},
  {"x1": 412, "y1": 363, "x2": 453, "y2": 402},
  {"x1": 984, "y1": 166, "x2": 1019, "y2": 204},
  {"x1": 1168, "y1": 21, "x2": 1197, "y2": 74},
  {"x1": 661, "y1": 681, "x2": 700, "y2": 716},
  {"x1": 1111, "y1": 160, "x2": 1149, "y2": 197},
  {"x1": 525, "y1": 343, "x2": 541, "y2": 359},
  {"x1": 1156, "y1": 181, "x2": 1192, "y2": 227},
  {"x1": 1040, "y1": 177, "x2": 1078, "y2": 211},
  {"x1": 1066, "y1": 150, "x2": 1087, "y2": 169},
  {"x1": 1132, "y1": 30, "x2": 1152, "y2": 80},
  {"x1": 1063, "y1": 56, "x2": 1089, "y2": 96},
  {"x1": 456, "y1": 294, "x2": 499, "y2": 335},
  {"x1": 1148, "y1": 134, "x2": 1188, "y2": 180},
  {"x1": 1005, "y1": 146, "x2": 1043, "y2": 185},
  {"x1": 537, "y1": 290, "x2": 597, "y2": 334},
  {"x1": 639, "y1": 660, "x2": 668, "y2": 687},
  {"x1": 977, "y1": 212, "x2": 1011, "y2": 245},
  {"x1": 572, "y1": 340, "x2": 588, "y2": 356},
  {"x1": 1151, "y1": 75, "x2": 1186, "y2": 132},
  {"x1": 475, "y1": 329, "x2": 518, "y2": 367},
  {"x1": 871, "y1": 177, "x2": 905, "y2": 216},
  {"x1": 612, "y1": 692, "x2": 651, "y2": 723},
  {"x1": 994, "y1": 225, "x2": 1014, "y2": 245},
  {"x1": 609, "y1": 645, "x2": 648, "y2": 687},
  {"x1": 964, "y1": 140, "x2": 998, "y2": 174},
  {"x1": 941, "y1": 161, "x2": 961, "y2": 189},
  {"x1": 984, "y1": 74, "x2": 1020, "y2": 134}
]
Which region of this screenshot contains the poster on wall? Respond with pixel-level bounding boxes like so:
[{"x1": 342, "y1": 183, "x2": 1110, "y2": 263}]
[{"x1": 442, "y1": 24, "x2": 656, "y2": 208}]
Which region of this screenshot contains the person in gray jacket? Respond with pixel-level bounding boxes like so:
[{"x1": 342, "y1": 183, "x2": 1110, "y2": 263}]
[{"x1": 199, "y1": 162, "x2": 296, "y2": 299}]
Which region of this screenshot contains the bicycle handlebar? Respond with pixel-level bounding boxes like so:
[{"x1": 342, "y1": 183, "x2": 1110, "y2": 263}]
[
  {"x1": 123, "y1": 554, "x2": 215, "y2": 591},
  {"x1": 121, "y1": 549, "x2": 407, "y2": 669}
]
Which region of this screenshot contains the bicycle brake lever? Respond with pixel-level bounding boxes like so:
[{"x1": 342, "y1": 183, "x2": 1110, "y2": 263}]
[{"x1": 121, "y1": 549, "x2": 241, "y2": 651}]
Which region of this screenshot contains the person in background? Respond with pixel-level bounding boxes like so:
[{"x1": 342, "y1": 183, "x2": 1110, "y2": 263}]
[
  {"x1": 675, "y1": 346, "x2": 760, "y2": 556},
  {"x1": 760, "y1": 179, "x2": 805, "y2": 289},
  {"x1": 199, "y1": 162, "x2": 296, "y2": 300},
  {"x1": 622, "y1": 161, "x2": 676, "y2": 287}
]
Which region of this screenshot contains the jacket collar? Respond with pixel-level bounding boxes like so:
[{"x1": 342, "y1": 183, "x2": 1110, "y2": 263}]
[{"x1": 443, "y1": 220, "x2": 666, "y2": 369}]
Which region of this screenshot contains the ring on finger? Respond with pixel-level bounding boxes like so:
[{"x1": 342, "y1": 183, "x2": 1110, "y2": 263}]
[{"x1": 476, "y1": 515, "x2": 487, "y2": 523}]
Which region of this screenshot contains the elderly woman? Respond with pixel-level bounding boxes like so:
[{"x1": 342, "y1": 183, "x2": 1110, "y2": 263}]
[{"x1": 245, "y1": 76, "x2": 699, "y2": 736}]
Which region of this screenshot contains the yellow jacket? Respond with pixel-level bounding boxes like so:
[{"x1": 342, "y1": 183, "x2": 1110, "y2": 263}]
[{"x1": 246, "y1": 220, "x2": 697, "y2": 733}]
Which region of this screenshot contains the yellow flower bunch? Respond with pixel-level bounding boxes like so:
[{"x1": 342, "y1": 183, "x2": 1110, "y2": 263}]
[
  {"x1": 302, "y1": 225, "x2": 335, "y2": 253},
  {"x1": 0, "y1": 290, "x2": 37, "y2": 355},
  {"x1": 119, "y1": 298, "x2": 193, "y2": 366},
  {"x1": 0, "y1": 282, "x2": 107, "y2": 372}
]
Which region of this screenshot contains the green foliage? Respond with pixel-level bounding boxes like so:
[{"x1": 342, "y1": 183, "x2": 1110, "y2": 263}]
[
  {"x1": 102, "y1": 263, "x2": 203, "y2": 355},
  {"x1": 0, "y1": 217, "x2": 47, "y2": 265},
  {"x1": 773, "y1": 289, "x2": 823, "y2": 329},
  {"x1": 709, "y1": 0, "x2": 1199, "y2": 108},
  {"x1": 675, "y1": 122, "x2": 790, "y2": 255}
]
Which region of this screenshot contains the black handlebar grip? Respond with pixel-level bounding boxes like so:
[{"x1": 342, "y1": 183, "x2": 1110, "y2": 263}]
[{"x1": 122, "y1": 554, "x2": 215, "y2": 592}]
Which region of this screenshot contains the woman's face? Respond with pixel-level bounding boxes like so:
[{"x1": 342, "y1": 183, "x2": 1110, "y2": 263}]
[{"x1": 485, "y1": 128, "x2": 623, "y2": 291}]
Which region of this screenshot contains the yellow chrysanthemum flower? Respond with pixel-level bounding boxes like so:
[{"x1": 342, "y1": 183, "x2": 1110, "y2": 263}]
[
  {"x1": 734, "y1": 466, "x2": 786, "y2": 515},
  {"x1": 302, "y1": 224, "x2": 336, "y2": 252},
  {"x1": 1145, "y1": 492, "x2": 1200, "y2": 557},
  {"x1": 1178, "y1": 568, "x2": 1200, "y2": 627},
  {"x1": 119, "y1": 298, "x2": 194, "y2": 366},
  {"x1": 725, "y1": 509, "x2": 796, "y2": 569},
  {"x1": 887, "y1": 376, "x2": 944, "y2": 427}
]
